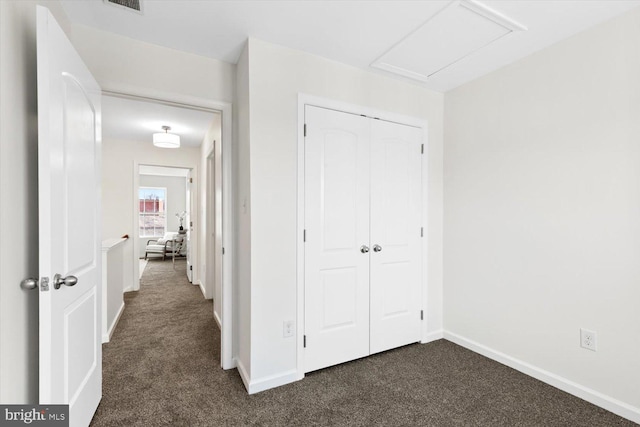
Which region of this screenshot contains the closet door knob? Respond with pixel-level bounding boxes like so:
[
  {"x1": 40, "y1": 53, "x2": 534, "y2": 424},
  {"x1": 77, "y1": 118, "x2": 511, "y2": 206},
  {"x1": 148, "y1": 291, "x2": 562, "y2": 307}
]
[
  {"x1": 373, "y1": 244, "x2": 382, "y2": 252},
  {"x1": 360, "y1": 245, "x2": 369, "y2": 253}
]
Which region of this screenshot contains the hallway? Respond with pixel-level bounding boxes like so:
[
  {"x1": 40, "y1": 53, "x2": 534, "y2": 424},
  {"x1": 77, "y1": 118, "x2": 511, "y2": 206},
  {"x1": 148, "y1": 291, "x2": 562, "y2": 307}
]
[{"x1": 90, "y1": 259, "x2": 241, "y2": 426}]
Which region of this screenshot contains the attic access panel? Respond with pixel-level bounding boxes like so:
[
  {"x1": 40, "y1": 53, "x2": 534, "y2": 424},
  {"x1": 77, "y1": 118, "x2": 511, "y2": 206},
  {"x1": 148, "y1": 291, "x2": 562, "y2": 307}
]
[{"x1": 371, "y1": 0, "x2": 526, "y2": 82}]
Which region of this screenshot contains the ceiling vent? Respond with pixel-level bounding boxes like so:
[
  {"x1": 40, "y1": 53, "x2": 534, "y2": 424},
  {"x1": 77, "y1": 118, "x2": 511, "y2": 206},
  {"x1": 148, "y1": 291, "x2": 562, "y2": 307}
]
[{"x1": 103, "y1": 0, "x2": 143, "y2": 14}]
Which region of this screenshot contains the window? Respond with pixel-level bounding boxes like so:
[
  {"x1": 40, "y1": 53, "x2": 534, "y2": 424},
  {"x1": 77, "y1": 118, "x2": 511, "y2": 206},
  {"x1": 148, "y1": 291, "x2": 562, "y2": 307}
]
[{"x1": 139, "y1": 187, "x2": 166, "y2": 237}]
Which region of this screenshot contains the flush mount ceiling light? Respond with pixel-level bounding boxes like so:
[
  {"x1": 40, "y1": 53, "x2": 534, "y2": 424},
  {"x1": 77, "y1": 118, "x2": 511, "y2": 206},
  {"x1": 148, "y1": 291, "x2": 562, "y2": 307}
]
[{"x1": 153, "y1": 125, "x2": 180, "y2": 148}]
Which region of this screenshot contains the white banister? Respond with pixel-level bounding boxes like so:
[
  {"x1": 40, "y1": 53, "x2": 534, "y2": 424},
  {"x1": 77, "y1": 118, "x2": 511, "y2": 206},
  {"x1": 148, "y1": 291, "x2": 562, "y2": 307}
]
[{"x1": 102, "y1": 237, "x2": 127, "y2": 343}]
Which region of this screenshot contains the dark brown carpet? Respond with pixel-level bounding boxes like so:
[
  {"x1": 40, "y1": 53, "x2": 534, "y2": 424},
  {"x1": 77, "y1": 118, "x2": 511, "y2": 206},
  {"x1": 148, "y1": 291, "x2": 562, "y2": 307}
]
[{"x1": 91, "y1": 259, "x2": 634, "y2": 426}]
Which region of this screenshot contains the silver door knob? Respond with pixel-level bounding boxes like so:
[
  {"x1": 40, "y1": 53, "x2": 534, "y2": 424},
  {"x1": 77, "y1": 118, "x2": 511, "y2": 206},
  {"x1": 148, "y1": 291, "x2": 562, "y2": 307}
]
[
  {"x1": 54, "y1": 274, "x2": 78, "y2": 290},
  {"x1": 373, "y1": 244, "x2": 382, "y2": 252},
  {"x1": 20, "y1": 278, "x2": 38, "y2": 291},
  {"x1": 360, "y1": 245, "x2": 369, "y2": 253}
]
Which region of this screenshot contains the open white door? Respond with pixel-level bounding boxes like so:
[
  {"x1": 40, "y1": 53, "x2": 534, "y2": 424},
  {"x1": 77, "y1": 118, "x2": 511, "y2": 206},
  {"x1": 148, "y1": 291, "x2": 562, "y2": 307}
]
[{"x1": 37, "y1": 6, "x2": 102, "y2": 427}]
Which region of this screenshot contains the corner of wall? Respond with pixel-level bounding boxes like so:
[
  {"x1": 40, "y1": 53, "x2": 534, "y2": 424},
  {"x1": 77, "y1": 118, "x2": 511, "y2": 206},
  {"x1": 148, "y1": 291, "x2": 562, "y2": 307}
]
[{"x1": 234, "y1": 39, "x2": 253, "y2": 384}]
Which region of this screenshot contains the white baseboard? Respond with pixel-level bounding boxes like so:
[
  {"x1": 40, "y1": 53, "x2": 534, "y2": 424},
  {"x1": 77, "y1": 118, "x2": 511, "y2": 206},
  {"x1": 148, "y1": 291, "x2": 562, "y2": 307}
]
[
  {"x1": 213, "y1": 309, "x2": 222, "y2": 329},
  {"x1": 236, "y1": 330, "x2": 439, "y2": 395},
  {"x1": 102, "y1": 302, "x2": 125, "y2": 344},
  {"x1": 123, "y1": 286, "x2": 133, "y2": 293},
  {"x1": 444, "y1": 331, "x2": 640, "y2": 424},
  {"x1": 197, "y1": 280, "x2": 208, "y2": 299},
  {"x1": 224, "y1": 357, "x2": 238, "y2": 370},
  {"x1": 421, "y1": 329, "x2": 443, "y2": 344},
  {"x1": 236, "y1": 360, "x2": 299, "y2": 394},
  {"x1": 249, "y1": 369, "x2": 299, "y2": 394},
  {"x1": 236, "y1": 359, "x2": 251, "y2": 391}
]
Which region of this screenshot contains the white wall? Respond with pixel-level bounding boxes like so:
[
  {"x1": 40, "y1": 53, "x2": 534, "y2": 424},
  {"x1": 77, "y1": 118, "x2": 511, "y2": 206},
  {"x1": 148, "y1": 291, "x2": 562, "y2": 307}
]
[
  {"x1": 102, "y1": 138, "x2": 200, "y2": 291},
  {"x1": 68, "y1": 24, "x2": 235, "y2": 105},
  {"x1": 0, "y1": 0, "x2": 71, "y2": 403},
  {"x1": 139, "y1": 174, "x2": 187, "y2": 258},
  {"x1": 200, "y1": 115, "x2": 222, "y2": 303},
  {"x1": 241, "y1": 38, "x2": 444, "y2": 388},
  {"x1": 234, "y1": 44, "x2": 252, "y2": 380},
  {"x1": 444, "y1": 7, "x2": 640, "y2": 421}
]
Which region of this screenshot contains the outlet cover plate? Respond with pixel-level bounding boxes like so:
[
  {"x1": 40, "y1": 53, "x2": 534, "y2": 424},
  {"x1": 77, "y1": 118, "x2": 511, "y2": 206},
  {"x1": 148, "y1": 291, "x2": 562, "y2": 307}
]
[
  {"x1": 283, "y1": 320, "x2": 295, "y2": 338},
  {"x1": 580, "y1": 328, "x2": 597, "y2": 351}
]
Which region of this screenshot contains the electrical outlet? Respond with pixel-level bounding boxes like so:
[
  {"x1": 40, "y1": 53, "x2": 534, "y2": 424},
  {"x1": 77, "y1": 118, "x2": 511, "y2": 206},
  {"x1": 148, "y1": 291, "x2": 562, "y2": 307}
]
[
  {"x1": 580, "y1": 328, "x2": 597, "y2": 351},
  {"x1": 283, "y1": 320, "x2": 295, "y2": 338}
]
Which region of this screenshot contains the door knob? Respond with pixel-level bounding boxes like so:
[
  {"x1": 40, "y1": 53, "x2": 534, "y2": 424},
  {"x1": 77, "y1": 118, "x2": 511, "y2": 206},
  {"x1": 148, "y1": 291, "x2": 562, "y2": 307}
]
[
  {"x1": 373, "y1": 244, "x2": 382, "y2": 252},
  {"x1": 20, "y1": 278, "x2": 38, "y2": 291},
  {"x1": 360, "y1": 245, "x2": 369, "y2": 253},
  {"x1": 54, "y1": 274, "x2": 78, "y2": 290}
]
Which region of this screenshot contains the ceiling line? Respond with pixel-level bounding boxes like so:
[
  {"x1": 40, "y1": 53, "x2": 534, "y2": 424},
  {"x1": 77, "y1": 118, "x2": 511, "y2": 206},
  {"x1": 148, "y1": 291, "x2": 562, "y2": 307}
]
[{"x1": 102, "y1": 90, "x2": 221, "y2": 114}]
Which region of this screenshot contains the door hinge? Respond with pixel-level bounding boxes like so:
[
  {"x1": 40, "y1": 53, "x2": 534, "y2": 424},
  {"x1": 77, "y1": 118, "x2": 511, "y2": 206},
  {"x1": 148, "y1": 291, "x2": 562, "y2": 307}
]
[
  {"x1": 222, "y1": 247, "x2": 225, "y2": 255},
  {"x1": 190, "y1": 265, "x2": 193, "y2": 271},
  {"x1": 421, "y1": 144, "x2": 424, "y2": 154},
  {"x1": 303, "y1": 229, "x2": 306, "y2": 242},
  {"x1": 421, "y1": 310, "x2": 424, "y2": 320},
  {"x1": 189, "y1": 177, "x2": 193, "y2": 183},
  {"x1": 303, "y1": 335, "x2": 307, "y2": 348},
  {"x1": 40, "y1": 277, "x2": 50, "y2": 292},
  {"x1": 421, "y1": 227, "x2": 424, "y2": 237},
  {"x1": 304, "y1": 124, "x2": 307, "y2": 137}
]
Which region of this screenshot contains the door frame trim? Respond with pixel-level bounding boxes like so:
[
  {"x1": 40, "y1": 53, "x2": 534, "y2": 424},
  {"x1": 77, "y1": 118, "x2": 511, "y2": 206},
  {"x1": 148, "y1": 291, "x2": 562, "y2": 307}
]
[
  {"x1": 296, "y1": 94, "x2": 429, "y2": 380},
  {"x1": 104, "y1": 87, "x2": 235, "y2": 370},
  {"x1": 134, "y1": 164, "x2": 194, "y2": 288}
]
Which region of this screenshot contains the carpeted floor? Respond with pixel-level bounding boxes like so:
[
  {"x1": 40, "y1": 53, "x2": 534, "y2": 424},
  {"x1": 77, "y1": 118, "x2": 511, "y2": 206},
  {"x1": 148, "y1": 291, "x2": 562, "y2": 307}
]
[
  {"x1": 138, "y1": 259, "x2": 148, "y2": 279},
  {"x1": 91, "y1": 259, "x2": 634, "y2": 426}
]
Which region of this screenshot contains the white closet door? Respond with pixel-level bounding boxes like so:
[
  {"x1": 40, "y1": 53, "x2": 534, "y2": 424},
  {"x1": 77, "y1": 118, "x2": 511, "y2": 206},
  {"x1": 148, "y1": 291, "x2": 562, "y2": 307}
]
[
  {"x1": 369, "y1": 119, "x2": 423, "y2": 354},
  {"x1": 304, "y1": 106, "x2": 371, "y2": 372}
]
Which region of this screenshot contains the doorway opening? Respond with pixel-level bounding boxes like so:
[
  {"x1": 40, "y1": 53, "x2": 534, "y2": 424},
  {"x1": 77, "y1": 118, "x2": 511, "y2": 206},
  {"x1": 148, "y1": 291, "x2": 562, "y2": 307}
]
[
  {"x1": 137, "y1": 165, "x2": 191, "y2": 280},
  {"x1": 101, "y1": 90, "x2": 234, "y2": 369}
]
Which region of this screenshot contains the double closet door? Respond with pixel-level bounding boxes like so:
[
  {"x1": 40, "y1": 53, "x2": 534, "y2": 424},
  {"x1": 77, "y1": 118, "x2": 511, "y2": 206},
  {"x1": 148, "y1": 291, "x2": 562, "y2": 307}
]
[{"x1": 304, "y1": 106, "x2": 423, "y2": 373}]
